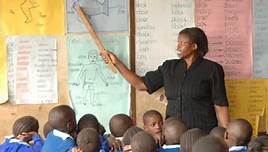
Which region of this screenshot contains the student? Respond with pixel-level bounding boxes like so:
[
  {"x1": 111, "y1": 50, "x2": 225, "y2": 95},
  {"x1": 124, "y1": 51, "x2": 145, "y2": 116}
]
[
  {"x1": 180, "y1": 128, "x2": 206, "y2": 152},
  {"x1": 73, "y1": 128, "x2": 101, "y2": 152},
  {"x1": 0, "y1": 116, "x2": 43, "y2": 152},
  {"x1": 78, "y1": 114, "x2": 100, "y2": 132},
  {"x1": 143, "y1": 110, "x2": 164, "y2": 146},
  {"x1": 248, "y1": 135, "x2": 268, "y2": 152},
  {"x1": 210, "y1": 126, "x2": 226, "y2": 140},
  {"x1": 77, "y1": 114, "x2": 109, "y2": 152},
  {"x1": 41, "y1": 105, "x2": 77, "y2": 152},
  {"x1": 130, "y1": 131, "x2": 157, "y2": 152},
  {"x1": 192, "y1": 135, "x2": 228, "y2": 152},
  {"x1": 160, "y1": 117, "x2": 187, "y2": 152},
  {"x1": 122, "y1": 126, "x2": 143, "y2": 152},
  {"x1": 109, "y1": 114, "x2": 133, "y2": 139},
  {"x1": 43, "y1": 121, "x2": 54, "y2": 139},
  {"x1": 108, "y1": 114, "x2": 133, "y2": 152},
  {"x1": 224, "y1": 119, "x2": 252, "y2": 152}
]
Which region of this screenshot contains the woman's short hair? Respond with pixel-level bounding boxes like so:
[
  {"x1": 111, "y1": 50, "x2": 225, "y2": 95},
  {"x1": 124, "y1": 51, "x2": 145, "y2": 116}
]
[{"x1": 179, "y1": 27, "x2": 209, "y2": 57}]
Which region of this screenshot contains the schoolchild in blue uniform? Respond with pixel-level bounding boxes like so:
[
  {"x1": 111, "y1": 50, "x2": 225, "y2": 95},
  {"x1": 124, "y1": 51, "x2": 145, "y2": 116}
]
[
  {"x1": 41, "y1": 105, "x2": 77, "y2": 152},
  {"x1": 0, "y1": 116, "x2": 43, "y2": 152},
  {"x1": 224, "y1": 119, "x2": 252, "y2": 152},
  {"x1": 159, "y1": 117, "x2": 187, "y2": 152},
  {"x1": 109, "y1": 114, "x2": 133, "y2": 152},
  {"x1": 78, "y1": 114, "x2": 109, "y2": 152}
]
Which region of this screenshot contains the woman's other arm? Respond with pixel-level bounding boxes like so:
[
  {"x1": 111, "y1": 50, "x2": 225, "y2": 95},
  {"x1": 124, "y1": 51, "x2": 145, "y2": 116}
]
[{"x1": 214, "y1": 105, "x2": 229, "y2": 128}]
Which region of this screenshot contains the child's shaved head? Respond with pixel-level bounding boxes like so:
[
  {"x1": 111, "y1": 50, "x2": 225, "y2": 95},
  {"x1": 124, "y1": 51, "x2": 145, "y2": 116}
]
[
  {"x1": 43, "y1": 121, "x2": 54, "y2": 138},
  {"x1": 78, "y1": 114, "x2": 99, "y2": 132},
  {"x1": 77, "y1": 128, "x2": 100, "y2": 152},
  {"x1": 131, "y1": 131, "x2": 157, "y2": 152},
  {"x1": 109, "y1": 114, "x2": 133, "y2": 137},
  {"x1": 13, "y1": 116, "x2": 39, "y2": 137},
  {"x1": 163, "y1": 118, "x2": 187, "y2": 145},
  {"x1": 122, "y1": 126, "x2": 143, "y2": 145},
  {"x1": 143, "y1": 110, "x2": 162, "y2": 124},
  {"x1": 143, "y1": 110, "x2": 163, "y2": 137},
  {"x1": 210, "y1": 126, "x2": 226, "y2": 140},
  {"x1": 224, "y1": 119, "x2": 252, "y2": 147},
  {"x1": 180, "y1": 128, "x2": 207, "y2": 152},
  {"x1": 248, "y1": 135, "x2": 268, "y2": 152},
  {"x1": 48, "y1": 105, "x2": 76, "y2": 134},
  {"x1": 192, "y1": 135, "x2": 228, "y2": 152}
]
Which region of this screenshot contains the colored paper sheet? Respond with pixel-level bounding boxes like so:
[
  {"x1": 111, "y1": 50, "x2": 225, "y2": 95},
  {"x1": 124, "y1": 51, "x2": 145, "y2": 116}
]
[
  {"x1": 0, "y1": 36, "x2": 8, "y2": 104},
  {"x1": 135, "y1": 0, "x2": 195, "y2": 75},
  {"x1": 195, "y1": 0, "x2": 253, "y2": 79},
  {"x1": 68, "y1": 34, "x2": 130, "y2": 130},
  {"x1": 0, "y1": 0, "x2": 64, "y2": 35},
  {"x1": 7, "y1": 36, "x2": 58, "y2": 104},
  {"x1": 225, "y1": 79, "x2": 268, "y2": 135},
  {"x1": 253, "y1": 0, "x2": 268, "y2": 78},
  {"x1": 67, "y1": 0, "x2": 129, "y2": 33}
]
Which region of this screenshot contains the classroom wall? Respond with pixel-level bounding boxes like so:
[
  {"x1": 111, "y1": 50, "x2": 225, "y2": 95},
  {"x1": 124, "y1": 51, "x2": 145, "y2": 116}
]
[{"x1": 1, "y1": 0, "x2": 268, "y2": 141}]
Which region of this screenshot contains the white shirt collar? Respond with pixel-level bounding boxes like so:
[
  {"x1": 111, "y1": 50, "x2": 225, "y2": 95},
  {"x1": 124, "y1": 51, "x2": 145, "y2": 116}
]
[
  {"x1": 4, "y1": 135, "x2": 14, "y2": 139},
  {"x1": 115, "y1": 137, "x2": 123, "y2": 141},
  {"x1": 9, "y1": 138, "x2": 30, "y2": 146},
  {"x1": 229, "y1": 146, "x2": 247, "y2": 151},
  {"x1": 53, "y1": 129, "x2": 72, "y2": 140},
  {"x1": 162, "y1": 144, "x2": 180, "y2": 149}
]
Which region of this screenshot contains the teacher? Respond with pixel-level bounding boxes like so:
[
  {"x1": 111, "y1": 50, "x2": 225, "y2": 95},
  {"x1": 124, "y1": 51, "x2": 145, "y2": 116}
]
[{"x1": 101, "y1": 27, "x2": 229, "y2": 132}]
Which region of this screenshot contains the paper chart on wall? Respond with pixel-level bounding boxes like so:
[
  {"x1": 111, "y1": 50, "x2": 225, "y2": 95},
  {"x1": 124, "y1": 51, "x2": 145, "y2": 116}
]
[
  {"x1": 195, "y1": 0, "x2": 253, "y2": 79},
  {"x1": 0, "y1": 0, "x2": 64, "y2": 35},
  {"x1": 66, "y1": 0, "x2": 129, "y2": 32},
  {"x1": 0, "y1": 37, "x2": 8, "y2": 104},
  {"x1": 253, "y1": 0, "x2": 268, "y2": 78},
  {"x1": 7, "y1": 36, "x2": 58, "y2": 104},
  {"x1": 135, "y1": 0, "x2": 195, "y2": 75},
  {"x1": 67, "y1": 34, "x2": 130, "y2": 129}
]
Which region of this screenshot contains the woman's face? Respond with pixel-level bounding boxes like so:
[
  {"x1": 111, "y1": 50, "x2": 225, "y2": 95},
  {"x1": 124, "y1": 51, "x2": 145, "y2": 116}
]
[{"x1": 176, "y1": 34, "x2": 197, "y2": 59}]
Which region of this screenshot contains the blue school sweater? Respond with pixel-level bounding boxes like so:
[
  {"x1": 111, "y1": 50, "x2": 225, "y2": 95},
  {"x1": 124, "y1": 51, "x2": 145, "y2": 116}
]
[
  {"x1": 0, "y1": 134, "x2": 43, "y2": 152},
  {"x1": 99, "y1": 135, "x2": 110, "y2": 152},
  {"x1": 41, "y1": 129, "x2": 75, "y2": 152},
  {"x1": 229, "y1": 146, "x2": 247, "y2": 152},
  {"x1": 159, "y1": 144, "x2": 181, "y2": 152}
]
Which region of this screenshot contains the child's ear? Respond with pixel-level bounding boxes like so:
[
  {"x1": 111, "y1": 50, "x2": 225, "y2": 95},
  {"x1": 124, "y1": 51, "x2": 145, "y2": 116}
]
[
  {"x1": 224, "y1": 131, "x2": 228, "y2": 140},
  {"x1": 192, "y1": 43, "x2": 198, "y2": 51}
]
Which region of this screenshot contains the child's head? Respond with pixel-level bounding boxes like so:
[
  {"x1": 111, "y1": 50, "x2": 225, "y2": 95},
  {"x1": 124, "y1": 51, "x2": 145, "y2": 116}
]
[
  {"x1": 122, "y1": 126, "x2": 143, "y2": 145},
  {"x1": 143, "y1": 110, "x2": 163, "y2": 137},
  {"x1": 210, "y1": 126, "x2": 226, "y2": 140},
  {"x1": 43, "y1": 121, "x2": 54, "y2": 138},
  {"x1": 48, "y1": 105, "x2": 76, "y2": 135},
  {"x1": 130, "y1": 131, "x2": 157, "y2": 152},
  {"x1": 77, "y1": 128, "x2": 101, "y2": 152},
  {"x1": 78, "y1": 114, "x2": 100, "y2": 133},
  {"x1": 248, "y1": 135, "x2": 268, "y2": 152},
  {"x1": 163, "y1": 117, "x2": 187, "y2": 145},
  {"x1": 192, "y1": 135, "x2": 228, "y2": 152},
  {"x1": 109, "y1": 114, "x2": 133, "y2": 137},
  {"x1": 13, "y1": 116, "x2": 39, "y2": 139},
  {"x1": 180, "y1": 128, "x2": 207, "y2": 152},
  {"x1": 224, "y1": 118, "x2": 253, "y2": 148}
]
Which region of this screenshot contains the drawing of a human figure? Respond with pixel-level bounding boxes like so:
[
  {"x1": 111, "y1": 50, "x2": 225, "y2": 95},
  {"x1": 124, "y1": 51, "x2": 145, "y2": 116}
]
[
  {"x1": 76, "y1": 51, "x2": 108, "y2": 106},
  {"x1": 20, "y1": 0, "x2": 39, "y2": 23}
]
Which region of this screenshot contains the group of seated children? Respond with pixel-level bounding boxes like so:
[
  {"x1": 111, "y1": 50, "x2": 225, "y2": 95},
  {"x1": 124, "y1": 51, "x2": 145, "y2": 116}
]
[{"x1": 0, "y1": 105, "x2": 268, "y2": 152}]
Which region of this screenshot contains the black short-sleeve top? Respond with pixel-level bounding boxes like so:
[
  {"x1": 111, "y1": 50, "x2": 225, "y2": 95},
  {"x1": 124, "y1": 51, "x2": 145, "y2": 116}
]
[{"x1": 142, "y1": 56, "x2": 229, "y2": 132}]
